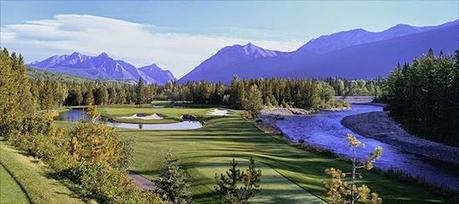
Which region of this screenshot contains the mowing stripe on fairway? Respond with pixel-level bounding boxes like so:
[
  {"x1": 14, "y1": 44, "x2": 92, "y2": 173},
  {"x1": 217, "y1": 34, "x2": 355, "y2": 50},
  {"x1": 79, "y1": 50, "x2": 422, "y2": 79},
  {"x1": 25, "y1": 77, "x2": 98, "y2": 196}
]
[
  {"x1": 0, "y1": 162, "x2": 29, "y2": 204},
  {"x1": 0, "y1": 141, "x2": 84, "y2": 204},
  {"x1": 190, "y1": 157, "x2": 324, "y2": 204}
]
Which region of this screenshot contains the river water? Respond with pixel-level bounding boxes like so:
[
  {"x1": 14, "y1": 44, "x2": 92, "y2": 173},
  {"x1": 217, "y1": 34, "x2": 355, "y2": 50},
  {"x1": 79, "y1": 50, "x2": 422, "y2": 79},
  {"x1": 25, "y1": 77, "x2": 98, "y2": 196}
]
[
  {"x1": 276, "y1": 104, "x2": 459, "y2": 191},
  {"x1": 57, "y1": 108, "x2": 203, "y2": 130}
]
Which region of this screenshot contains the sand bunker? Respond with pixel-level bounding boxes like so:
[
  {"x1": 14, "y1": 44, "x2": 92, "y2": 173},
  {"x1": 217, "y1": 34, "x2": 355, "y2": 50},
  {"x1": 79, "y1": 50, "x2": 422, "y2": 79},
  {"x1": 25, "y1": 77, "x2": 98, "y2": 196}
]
[
  {"x1": 119, "y1": 113, "x2": 164, "y2": 120},
  {"x1": 208, "y1": 109, "x2": 229, "y2": 116}
]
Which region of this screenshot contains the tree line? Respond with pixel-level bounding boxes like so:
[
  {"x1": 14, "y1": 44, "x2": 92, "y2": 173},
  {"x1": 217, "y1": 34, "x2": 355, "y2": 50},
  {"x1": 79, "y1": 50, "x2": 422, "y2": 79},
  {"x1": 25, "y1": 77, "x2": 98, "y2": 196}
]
[
  {"x1": 325, "y1": 77, "x2": 385, "y2": 97},
  {"x1": 20, "y1": 68, "x2": 350, "y2": 118},
  {"x1": 17, "y1": 66, "x2": 384, "y2": 116},
  {"x1": 155, "y1": 77, "x2": 347, "y2": 116},
  {"x1": 385, "y1": 49, "x2": 459, "y2": 147},
  {"x1": 29, "y1": 79, "x2": 158, "y2": 110}
]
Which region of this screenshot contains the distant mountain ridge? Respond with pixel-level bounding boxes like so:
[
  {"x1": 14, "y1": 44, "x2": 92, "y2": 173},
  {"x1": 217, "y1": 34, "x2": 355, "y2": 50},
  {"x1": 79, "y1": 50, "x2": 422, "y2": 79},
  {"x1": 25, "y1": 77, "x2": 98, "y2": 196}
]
[
  {"x1": 29, "y1": 19, "x2": 458, "y2": 84},
  {"x1": 28, "y1": 52, "x2": 175, "y2": 84},
  {"x1": 179, "y1": 19, "x2": 459, "y2": 83},
  {"x1": 180, "y1": 43, "x2": 284, "y2": 83},
  {"x1": 297, "y1": 25, "x2": 422, "y2": 54}
]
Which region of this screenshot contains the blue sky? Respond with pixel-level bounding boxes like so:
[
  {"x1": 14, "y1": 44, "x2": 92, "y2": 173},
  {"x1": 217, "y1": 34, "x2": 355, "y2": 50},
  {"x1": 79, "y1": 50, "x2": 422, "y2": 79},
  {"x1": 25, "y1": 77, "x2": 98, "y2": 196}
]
[{"x1": 1, "y1": 0, "x2": 458, "y2": 77}]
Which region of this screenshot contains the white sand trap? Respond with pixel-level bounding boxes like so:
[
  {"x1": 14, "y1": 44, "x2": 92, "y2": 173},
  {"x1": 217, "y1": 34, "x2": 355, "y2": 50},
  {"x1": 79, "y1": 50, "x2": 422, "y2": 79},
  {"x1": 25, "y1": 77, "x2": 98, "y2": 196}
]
[
  {"x1": 208, "y1": 109, "x2": 229, "y2": 116},
  {"x1": 119, "y1": 114, "x2": 164, "y2": 120}
]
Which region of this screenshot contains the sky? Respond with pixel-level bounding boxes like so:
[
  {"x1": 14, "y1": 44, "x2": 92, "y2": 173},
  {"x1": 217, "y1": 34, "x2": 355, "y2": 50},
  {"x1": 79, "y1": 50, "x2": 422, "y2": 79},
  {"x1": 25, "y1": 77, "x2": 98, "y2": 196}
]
[{"x1": 1, "y1": 0, "x2": 458, "y2": 78}]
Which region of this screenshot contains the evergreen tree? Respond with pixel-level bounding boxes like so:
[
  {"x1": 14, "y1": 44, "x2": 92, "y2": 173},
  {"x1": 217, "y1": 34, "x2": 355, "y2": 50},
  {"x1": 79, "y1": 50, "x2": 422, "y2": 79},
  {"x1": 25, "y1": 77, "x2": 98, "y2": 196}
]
[
  {"x1": 135, "y1": 77, "x2": 145, "y2": 107},
  {"x1": 156, "y1": 151, "x2": 191, "y2": 204},
  {"x1": 385, "y1": 49, "x2": 459, "y2": 146},
  {"x1": 95, "y1": 86, "x2": 109, "y2": 105},
  {"x1": 116, "y1": 86, "x2": 126, "y2": 104},
  {"x1": 0, "y1": 48, "x2": 20, "y2": 136},
  {"x1": 75, "y1": 86, "x2": 83, "y2": 105},
  {"x1": 215, "y1": 158, "x2": 243, "y2": 202},
  {"x1": 241, "y1": 85, "x2": 263, "y2": 117},
  {"x1": 229, "y1": 76, "x2": 244, "y2": 108},
  {"x1": 239, "y1": 157, "x2": 262, "y2": 203},
  {"x1": 214, "y1": 158, "x2": 262, "y2": 204},
  {"x1": 84, "y1": 88, "x2": 95, "y2": 105},
  {"x1": 14, "y1": 54, "x2": 35, "y2": 114}
]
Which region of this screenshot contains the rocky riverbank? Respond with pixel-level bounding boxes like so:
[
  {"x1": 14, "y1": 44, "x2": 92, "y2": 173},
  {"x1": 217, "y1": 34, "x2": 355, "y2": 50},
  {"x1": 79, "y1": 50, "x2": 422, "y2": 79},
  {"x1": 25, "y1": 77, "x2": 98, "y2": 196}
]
[
  {"x1": 342, "y1": 111, "x2": 459, "y2": 165},
  {"x1": 258, "y1": 107, "x2": 350, "y2": 136}
]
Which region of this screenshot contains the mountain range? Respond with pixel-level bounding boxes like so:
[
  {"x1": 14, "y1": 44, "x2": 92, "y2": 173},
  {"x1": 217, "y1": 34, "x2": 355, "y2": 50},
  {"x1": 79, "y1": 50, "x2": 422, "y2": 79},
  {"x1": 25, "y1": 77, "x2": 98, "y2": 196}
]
[
  {"x1": 29, "y1": 19, "x2": 459, "y2": 84},
  {"x1": 28, "y1": 52, "x2": 175, "y2": 84},
  {"x1": 179, "y1": 19, "x2": 459, "y2": 83}
]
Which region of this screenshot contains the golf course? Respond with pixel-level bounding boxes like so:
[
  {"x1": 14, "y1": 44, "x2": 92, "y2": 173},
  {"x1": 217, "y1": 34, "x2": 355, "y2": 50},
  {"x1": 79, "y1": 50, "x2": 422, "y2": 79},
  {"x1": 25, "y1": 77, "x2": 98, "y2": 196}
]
[{"x1": 51, "y1": 104, "x2": 446, "y2": 203}]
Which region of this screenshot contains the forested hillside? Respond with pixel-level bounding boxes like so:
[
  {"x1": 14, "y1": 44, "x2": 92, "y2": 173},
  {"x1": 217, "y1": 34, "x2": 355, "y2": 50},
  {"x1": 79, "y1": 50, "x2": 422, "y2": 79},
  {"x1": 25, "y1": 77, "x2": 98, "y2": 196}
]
[
  {"x1": 27, "y1": 67, "x2": 90, "y2": 82},
  {"x1": 385, "y1": 49, "x2": 459, "y2": 146}
]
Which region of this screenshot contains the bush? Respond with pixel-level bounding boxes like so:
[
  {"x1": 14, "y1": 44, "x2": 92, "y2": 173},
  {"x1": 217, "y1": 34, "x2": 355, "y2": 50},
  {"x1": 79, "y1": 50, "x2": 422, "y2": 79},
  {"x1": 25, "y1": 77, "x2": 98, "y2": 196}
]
[
  {"x1": 80, "y1": 164, "x2": 163, "y2": 204},
  {"x1": 4, "y1": 106, "x2": 164, "y2": 203},
  {"x1": 68, "y1": 121, "x2": 132, "y2": 170},
  {"x1": 7, "y1": 112, "x2": 54, "y2": 155},
  {"x1": 324, "y1": 134, "x2": 383, "y2": 204}
]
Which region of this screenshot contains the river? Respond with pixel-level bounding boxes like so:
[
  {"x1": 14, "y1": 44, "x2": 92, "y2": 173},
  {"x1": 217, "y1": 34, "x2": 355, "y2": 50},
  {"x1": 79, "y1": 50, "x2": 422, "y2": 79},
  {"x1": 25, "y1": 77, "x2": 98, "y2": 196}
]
[{"x1": 275, "y1": 104, "x2": 459, "y2": 191}]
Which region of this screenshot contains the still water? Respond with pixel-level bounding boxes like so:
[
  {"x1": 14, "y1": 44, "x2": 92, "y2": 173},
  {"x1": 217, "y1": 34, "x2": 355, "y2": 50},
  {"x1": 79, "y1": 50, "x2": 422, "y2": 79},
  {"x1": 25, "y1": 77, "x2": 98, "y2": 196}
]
[{"x1": 57, "y1": 108, "x2": 203, "y2": 130}]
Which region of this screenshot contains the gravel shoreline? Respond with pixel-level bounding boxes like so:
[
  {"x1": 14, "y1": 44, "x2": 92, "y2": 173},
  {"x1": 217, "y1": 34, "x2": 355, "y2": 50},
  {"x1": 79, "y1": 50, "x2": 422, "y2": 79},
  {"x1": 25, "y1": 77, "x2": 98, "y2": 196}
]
[
  {"x1": 259, "y1": 107, "x2": 350, "y2": 137},
  {"x1": 341, "y1": 111, "x2": 459, "y2": 165}
]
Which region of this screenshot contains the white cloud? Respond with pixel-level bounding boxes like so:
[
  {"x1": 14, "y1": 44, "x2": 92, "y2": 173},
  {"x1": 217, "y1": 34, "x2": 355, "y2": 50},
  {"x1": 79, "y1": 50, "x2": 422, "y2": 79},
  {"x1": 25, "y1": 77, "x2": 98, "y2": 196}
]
[{"x1": 0, "y1": 14, "x2": 303, "y2": 78}]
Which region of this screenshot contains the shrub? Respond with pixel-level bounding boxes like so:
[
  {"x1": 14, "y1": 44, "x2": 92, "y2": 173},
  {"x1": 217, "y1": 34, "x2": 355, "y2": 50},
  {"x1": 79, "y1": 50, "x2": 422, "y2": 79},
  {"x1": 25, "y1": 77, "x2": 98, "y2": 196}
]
[
  {"x1": 7, "y1": 112, "x2": 54, "y2": 155},
  {"x1": 68, "y1": 121, "x2": 132, "y2": 170},
  {"x1": 4, "y1": 105, "x2": 164, "y2": 203},
  {"x1": 324, "y1": 134, "x2": 383, "y2": 204},
  {"x1": 80, "y1": 164, "x2": 163, "y2": 204}
]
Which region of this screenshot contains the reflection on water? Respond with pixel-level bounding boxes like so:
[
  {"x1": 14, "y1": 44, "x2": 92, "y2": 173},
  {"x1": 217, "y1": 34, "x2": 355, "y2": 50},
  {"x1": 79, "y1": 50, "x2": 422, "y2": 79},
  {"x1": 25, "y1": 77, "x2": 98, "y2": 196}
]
[
  {"x1": 276, "y1": 104, "x2": 459, "y2": 191},
  {"x1": 56, "y1": 108, "x2": 89, "y2": 122},
  {"x1": 57, "y1": 108, "x2": 203, "y2": 130},
  {"x1": 103, "y1": 120, "x2": 202, "y2": 130}
]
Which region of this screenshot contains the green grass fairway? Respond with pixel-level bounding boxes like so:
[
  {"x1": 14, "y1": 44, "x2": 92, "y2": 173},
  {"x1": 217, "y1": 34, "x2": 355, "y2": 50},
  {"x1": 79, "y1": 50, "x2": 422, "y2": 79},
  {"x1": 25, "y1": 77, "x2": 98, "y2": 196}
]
[
  {"x1": 98, "y1": 105, "x2": 213, "y2": 124},
  {"x1": 56, "y1": 105, "x2": 446, "y2": 203},
  {"x1": 109, "y1": 117, "x2": 180, "y2": 124},
  {"x1": 0, "y1": 139, "x2": 84, "y2": 204},
  {"x1": 191, "y1": 157, "x2": 323, "y2": 204},
  {"x1": 0, "y1": 163, "x2": 29, "y2": 204}
]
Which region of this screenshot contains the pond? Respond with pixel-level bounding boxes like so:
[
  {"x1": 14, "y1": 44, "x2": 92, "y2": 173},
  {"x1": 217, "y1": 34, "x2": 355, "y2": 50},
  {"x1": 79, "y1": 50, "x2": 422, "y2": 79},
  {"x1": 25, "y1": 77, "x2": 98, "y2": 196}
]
[
  {"x1": 276, "y1": 104, "x2": 459, "y2": 191},
  {"x1": 57, "y1": 108, "x2": 203, "y2": 130}
]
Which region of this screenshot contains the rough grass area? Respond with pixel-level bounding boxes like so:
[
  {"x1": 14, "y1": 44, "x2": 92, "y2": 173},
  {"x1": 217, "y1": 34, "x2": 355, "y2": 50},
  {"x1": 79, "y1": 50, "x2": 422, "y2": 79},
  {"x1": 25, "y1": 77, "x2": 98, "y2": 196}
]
[
  {"x1": 0, "y1": 162, "x2": 29, "y2": 204},
  {"x1": 0, "y1": 139, "x2": 84, "y2": 204},
  {"x1": 56, "y1": 105, "x2": 446, "y2": 204}
]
